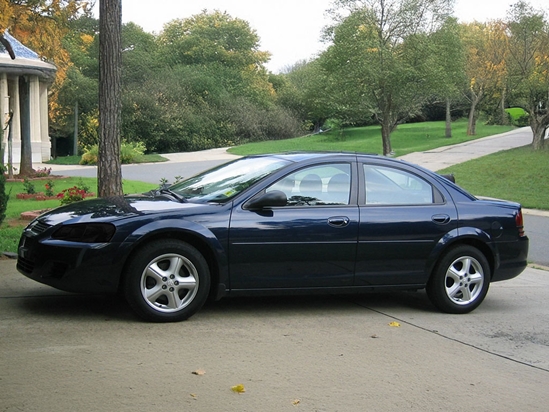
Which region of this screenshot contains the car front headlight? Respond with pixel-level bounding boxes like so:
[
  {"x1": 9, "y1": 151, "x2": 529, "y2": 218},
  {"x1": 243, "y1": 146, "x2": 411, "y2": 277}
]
[{"x1": 51, "y1": 223, "x2": 116, "y2": 243}]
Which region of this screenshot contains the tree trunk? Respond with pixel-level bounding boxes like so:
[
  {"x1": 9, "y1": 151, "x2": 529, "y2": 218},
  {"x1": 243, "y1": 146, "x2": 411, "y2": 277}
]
[
  {"x1": 500, "y1": 87, "x2": 509, "y2": 125},
  {"x1": 467, "y1": 89, "x2": 484, "y2": 136},
  {"x1": 530, "y1": 111, "x2": 549, "y2": 151},
  {"x1": 313, "y1": 120, "x2": 321, "y2": 134},
  {"x1": 98, "y1": 0, "x2": 123, "y2": 197},
  {"x1": 445, "y1": 98, "x2": 452, "y2": 138},
  {"x1": 467, "y1": 99, "x2": 478, "y2": 136},
  {"x1": 19, "y1": 77, "x2": 33, "y2": 176},
  {"x1": 381, "y1": 117, "x2": 393, "y2": 156}
]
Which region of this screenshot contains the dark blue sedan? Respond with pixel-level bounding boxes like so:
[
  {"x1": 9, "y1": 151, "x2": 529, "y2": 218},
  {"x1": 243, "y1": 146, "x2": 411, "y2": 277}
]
[{"x1": 17, "y1": 153, "x2": 529, "y2": 322}]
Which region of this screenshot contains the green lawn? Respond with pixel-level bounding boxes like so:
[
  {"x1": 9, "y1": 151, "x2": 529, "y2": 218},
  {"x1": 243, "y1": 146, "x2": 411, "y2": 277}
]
[
  {"x1": 229, "y1": 119, "x2": 515, "y2": 156},
  {"x1": 438, "y1": 146, "x2": 549, "y2": 210}
]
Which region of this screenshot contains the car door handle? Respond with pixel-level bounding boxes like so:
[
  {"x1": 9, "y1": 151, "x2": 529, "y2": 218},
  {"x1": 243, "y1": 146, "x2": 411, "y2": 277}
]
[
  {"x1": 328, "y1": 216, "x2": 350, "y2": 228},
  {"x1": 432, "y1": 214, "x2": 451, "y2": 225}
]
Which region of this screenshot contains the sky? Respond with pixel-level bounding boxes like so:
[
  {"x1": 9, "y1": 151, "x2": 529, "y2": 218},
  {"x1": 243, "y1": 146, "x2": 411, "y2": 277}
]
[{"x1": 96, "y1": 0, "x2": 549, "y2": 72}]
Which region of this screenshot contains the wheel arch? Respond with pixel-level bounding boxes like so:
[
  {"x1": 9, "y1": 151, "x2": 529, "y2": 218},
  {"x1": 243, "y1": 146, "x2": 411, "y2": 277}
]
[
  {"x1": 118, "y1": 222, "x2": 228, "y2": 300},
  {"x1": 427, "y1": 229, "x2": 497, "y2": 281}
]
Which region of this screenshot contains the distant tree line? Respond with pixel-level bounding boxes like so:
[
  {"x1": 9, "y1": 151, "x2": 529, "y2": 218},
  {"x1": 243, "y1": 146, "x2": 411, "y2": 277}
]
[{"x1": 2, "y1": 0, "x2": 548, "y2": 157}]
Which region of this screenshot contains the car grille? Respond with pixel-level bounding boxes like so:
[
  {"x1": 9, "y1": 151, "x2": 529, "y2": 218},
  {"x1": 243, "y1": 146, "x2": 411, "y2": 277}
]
[
  {"x1": 28, "y1": 220, "x2": 51, "y2": 235},
  {"x1": 17, "y1": 257, "x2": 35, "y2": 274}
]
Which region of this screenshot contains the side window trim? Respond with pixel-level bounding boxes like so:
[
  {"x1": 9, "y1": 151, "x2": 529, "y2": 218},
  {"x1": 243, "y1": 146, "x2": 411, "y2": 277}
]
[
  {"x1": 265, "y1": 162, "x2": 353, "y2": 207},
  {"x1": 361, "y1": 162, "x2": 443, "y2": 206}
]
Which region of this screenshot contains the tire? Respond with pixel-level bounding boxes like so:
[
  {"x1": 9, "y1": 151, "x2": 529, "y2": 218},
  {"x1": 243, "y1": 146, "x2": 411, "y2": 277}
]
[
  {"x1": 426, "y1": 245, "x2": 490, "y2": 314},
  {"x1": 123, "y1": 240, "x2": 211, "y2": 322}
]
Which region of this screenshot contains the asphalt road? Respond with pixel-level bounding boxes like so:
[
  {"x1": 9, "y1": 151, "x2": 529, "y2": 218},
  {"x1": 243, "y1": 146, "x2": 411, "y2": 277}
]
[
  {"x1": 524, "y1": 214, "x2": 549, "y2": 267},
  {"x1": 0, "y1": 260, "x2": 548, "y2": 411},
  {"x1": 47, "y1": 159, "x2": 226, "y2": 185}
]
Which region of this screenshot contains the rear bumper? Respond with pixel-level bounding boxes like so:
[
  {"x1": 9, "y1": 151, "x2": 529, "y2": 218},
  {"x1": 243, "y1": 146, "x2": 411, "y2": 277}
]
[{"x1": 492, "y1": 236, "x2": 529, "y2": 282}]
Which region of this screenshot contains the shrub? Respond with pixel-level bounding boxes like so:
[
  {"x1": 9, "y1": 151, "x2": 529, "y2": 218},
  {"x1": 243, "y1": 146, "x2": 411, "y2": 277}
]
[
  {"x1": 120, "y1": 141, "x2": 146, "y2": 163},
  {"x1": 80, "y1": 145, "x2": 99, "y2": 165},
  {"x1": 44, "y1": 180, "x2": 55, "y2": 197},
  {"x1": 23, "y1": 178, "x2": 36, "y2": 194},
  {"x1": 57, "y1": 184, "x2": 93, "y2": 205},
  {"x1": 80, "y1": 142, "x2": 146, "y2": 165},
  {"x1": 34, "y1": 167, "x2": 52, "y2": 177},
  {"x1": 506, "y1": 108, "x2": 530, "y2": 127}
]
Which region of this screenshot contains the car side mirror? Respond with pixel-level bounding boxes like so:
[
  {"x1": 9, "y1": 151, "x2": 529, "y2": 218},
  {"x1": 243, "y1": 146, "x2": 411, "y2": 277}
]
[{"x1": 246, "y1": 190, "x2": 287, "y2": 209}]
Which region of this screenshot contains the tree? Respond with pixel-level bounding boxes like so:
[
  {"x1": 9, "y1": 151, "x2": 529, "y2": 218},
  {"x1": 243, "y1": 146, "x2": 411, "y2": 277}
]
[
  {"x1": 323, "y1": 0, "x2": 454, "y2": 155},
  {"x1": 98, "y1": 0, "x2": 123, "y2": 197},
  {"x1": 277, "y1": 60, "x2": 334, "y2": 133},
  {"x1": 506, "y1": 1, "x2": 549, "y2": 150},
  {"x1": 159, "y1": 11, "x2": 274, "y2": 106},
  {"x1": 429, "y1": 18, "x2": 466, "y2": 137},
  {"x1": 53, "y1": 15, "x2": 100, "y2": 152},
  {"x1": 460, "y1": 21, "x2": 509, "y2": 135}
]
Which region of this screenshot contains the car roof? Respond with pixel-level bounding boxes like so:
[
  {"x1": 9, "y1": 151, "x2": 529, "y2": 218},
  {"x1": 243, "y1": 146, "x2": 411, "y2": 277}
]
[{"x1": 248, "y1": 151, "x2": 381, "y2": 163}]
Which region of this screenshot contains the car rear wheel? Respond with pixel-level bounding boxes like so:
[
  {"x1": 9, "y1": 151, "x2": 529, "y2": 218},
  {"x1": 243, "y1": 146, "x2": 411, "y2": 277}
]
[
  {"x1": 123, "y1": 240, "x2": 210, "y2": 322},
  {"x1": 427, "y1": 245, "x2": 490, "y2": 314}
]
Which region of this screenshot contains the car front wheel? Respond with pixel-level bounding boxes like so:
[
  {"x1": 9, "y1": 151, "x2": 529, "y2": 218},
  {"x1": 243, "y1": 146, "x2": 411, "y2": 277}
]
[
  {"x1": 427, "y1": 245, "x2": 490, "y2": 314},
  {"x1": 123, "y1": 240, "x2": 210, "y2": 322}
]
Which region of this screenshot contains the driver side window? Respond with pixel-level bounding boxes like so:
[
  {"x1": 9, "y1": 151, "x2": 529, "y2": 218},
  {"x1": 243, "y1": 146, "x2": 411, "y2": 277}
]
[{"x1": 267, "y1": 164, "x2": 351, "y2": 206}]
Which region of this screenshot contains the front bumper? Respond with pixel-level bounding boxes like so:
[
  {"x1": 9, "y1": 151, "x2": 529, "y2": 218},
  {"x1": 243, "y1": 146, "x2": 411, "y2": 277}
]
[{"x1": 17, "y1": 233, "x2": 125, "y2": 294}]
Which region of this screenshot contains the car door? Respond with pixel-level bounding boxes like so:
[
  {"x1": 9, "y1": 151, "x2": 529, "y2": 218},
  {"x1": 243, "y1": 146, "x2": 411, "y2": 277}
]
[
  {"x1": 228, "y1": 162, "x2": 359, "y2": 290},
  {"x1": 355, "y1": 161, "x2": 458, "y2": 286}
]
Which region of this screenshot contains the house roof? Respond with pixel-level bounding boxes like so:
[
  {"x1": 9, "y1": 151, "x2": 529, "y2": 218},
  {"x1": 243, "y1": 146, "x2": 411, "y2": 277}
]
[{"x1": 0, "y1": 30, "x2": 57, "y2": 79}]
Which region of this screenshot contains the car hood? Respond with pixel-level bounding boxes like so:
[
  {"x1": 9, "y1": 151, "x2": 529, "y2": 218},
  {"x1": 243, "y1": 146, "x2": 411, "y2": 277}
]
[{"x1": 36, "y1": 194, "x2": 213, "y2": 226}]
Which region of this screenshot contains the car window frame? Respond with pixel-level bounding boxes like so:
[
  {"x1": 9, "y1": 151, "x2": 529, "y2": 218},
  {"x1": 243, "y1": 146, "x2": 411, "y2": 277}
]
[
  {"x1": 358, "y1": 161, "x2": 446, "y2": 207},
  {"x1": 246, "y1": 161, "x2": 359, "y2": 209}
]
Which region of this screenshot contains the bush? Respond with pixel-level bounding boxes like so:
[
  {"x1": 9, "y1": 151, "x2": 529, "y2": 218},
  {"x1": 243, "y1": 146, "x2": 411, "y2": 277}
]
[
  {"x1": 80, "y1": 141, "x2": 146, "y2": 165},
  {"x1": 57, "y1": 182, "x2": 93, "y2": 205},
  {"x1": 80, "y1": 144, "x2": 99, "y2": 165},
  {"x1": 23, "y1": 178, "x2": 36, "y2": 194},
  {"x1": 120, "y1": 141, "x2": 146, "y2": 163},
  {"x1": 506, "y1": 108, "x2": 530, "y2": 127}
]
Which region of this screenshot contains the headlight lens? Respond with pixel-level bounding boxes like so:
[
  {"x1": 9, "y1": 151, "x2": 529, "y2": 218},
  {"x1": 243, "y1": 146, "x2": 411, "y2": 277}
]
[{"x1": 51, "y1": 223, "x2": 116, "y2": 243}]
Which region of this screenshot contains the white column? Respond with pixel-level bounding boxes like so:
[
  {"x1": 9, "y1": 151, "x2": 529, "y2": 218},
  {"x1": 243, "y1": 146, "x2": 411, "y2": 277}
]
[
  {"x1": 39, "y1": 81, "x2": 50, "y2": 161},
  {"x1": 0, "y1": 73, "x2": 8, "y2": 152},
  {"x1": 29, "y1": 75, "x2": 42, "y2": 162},
  {"x1": 10, "y1": 76, "x2": 21, "y2": 164}
]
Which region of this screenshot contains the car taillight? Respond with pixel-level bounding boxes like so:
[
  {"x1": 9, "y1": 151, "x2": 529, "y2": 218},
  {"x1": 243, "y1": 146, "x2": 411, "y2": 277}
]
[{"x1": 515, "y1": 210, "x2": 526, "y2": 237}]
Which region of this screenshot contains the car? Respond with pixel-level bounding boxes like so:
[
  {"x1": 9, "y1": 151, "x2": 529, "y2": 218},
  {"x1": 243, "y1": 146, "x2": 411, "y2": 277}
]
[{"x1": 17, "y1": 152, "x2": 529, "y2": 322}]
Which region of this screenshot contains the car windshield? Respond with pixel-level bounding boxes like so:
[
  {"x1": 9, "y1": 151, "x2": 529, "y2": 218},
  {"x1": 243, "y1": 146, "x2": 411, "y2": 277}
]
[{"x1": 169, "y1": 157, "x2": 290, "y2": 203}]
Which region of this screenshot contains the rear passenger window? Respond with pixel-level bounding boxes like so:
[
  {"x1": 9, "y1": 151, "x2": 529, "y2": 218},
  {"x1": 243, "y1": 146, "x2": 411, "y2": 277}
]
[
  {"x1": 267, "y1": 164, "x2": 351, "y2": 206},
  {"x1": 363, "y1": 165, "x2": 434, "y2": 205}
]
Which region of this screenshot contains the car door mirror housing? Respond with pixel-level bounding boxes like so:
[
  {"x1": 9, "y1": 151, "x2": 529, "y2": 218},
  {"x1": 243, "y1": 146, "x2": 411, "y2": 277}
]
[{"x1": 246, "y1": 190, "x2": 287, "y2": 209}]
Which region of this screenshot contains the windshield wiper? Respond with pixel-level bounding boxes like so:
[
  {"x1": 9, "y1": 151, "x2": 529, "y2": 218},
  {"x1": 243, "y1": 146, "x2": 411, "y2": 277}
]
[{"x1": 158, "y1": 188, "x2": 187, "y2": 203}]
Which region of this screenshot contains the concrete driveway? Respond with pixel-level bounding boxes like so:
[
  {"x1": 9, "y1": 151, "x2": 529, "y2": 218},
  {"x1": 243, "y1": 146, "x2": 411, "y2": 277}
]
[{"x1": 0, "y1": 259, "x2": 548, "y2": 411}]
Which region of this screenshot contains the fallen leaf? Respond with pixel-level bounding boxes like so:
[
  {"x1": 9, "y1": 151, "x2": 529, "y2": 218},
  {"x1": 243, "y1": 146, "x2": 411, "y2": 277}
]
[
  {"x1": 192, "y1": 369, "x2": 206, "y2": 376},
  {"x1": 231, "y1": 384, "x2": 246, "y2": 394},
  {"x1": 388, "y1": 321, "x2": 401, "y2": 327},
  {"x1": 292, "y1": 399, "x2": 301, "y2": 406},
  {"x1": 190, "y1": 393, "x2": 197, "y2": 399}
]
